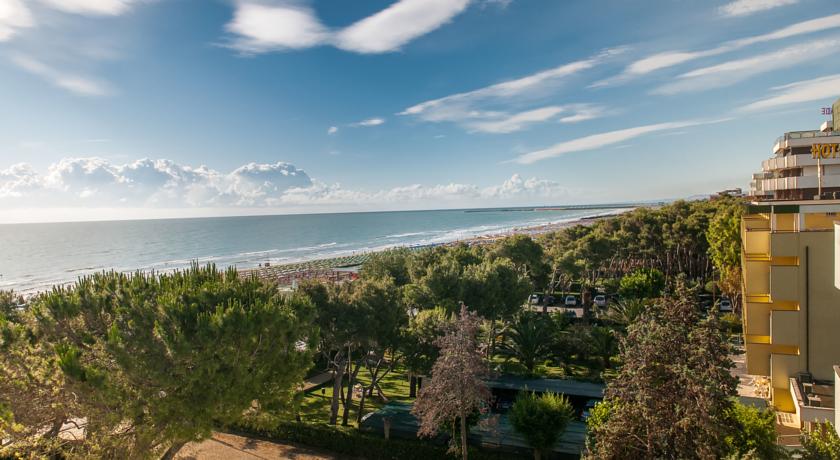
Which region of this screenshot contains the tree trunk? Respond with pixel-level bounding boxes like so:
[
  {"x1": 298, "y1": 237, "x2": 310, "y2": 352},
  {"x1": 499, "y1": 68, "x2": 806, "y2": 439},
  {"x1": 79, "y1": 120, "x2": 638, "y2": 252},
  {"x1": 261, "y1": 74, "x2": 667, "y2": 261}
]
[
  {"x1": 44, "y1": 417, "x2": 64, "y2": 438},
  {"x1": 356, "y1": 386, "x2": 368, "y2": 425},
  {"x1": 460, "y1": 410, "x2": 468, "y2": 460},
  {"x1": 342, "y1": 348, "x2": 353, "y2": 426},
  {"x1": 161, "y1": 441, "x2": 186, "y2": 460},
  {"x1": 409, "y1": 374, "x2": 417, "y2": 398},
  {"x1": 329, "y1": 357, "x2": 346, "y2": 425},
  {"x1": 533, "y1": 448, "x2": 542, "y2": 460}
]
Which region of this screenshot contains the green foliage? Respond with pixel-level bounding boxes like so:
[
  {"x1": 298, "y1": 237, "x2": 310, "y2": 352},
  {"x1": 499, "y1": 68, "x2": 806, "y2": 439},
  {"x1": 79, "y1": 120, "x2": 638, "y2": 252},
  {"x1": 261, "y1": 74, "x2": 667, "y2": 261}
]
[
  {"x1": 509, "y1": 391, "x2": 574, "y2": 458},
  {"x1": 708, "y1": 200, "x2": 743, "y2": 271},
  {"x1": 583, "y1": 399, "x2": 614, "y2": 452},
  {"x1": 30, "y1": 264, "x2": 316, "y2": 458},
  {"x1": 720, "y1": 312, "x2": 743, "y2": 335},
  {"x1": 403, "y1": 307, "x2": 450, "y2": 377},
  {"x1": 724, "y1": 403, "x2": 780, "y2": 459},
  {"x1": 801, "y1": 423, "x2": 840, "y2": 460},
  {"x1": 618, "y1": 268, "x2": 665, "y2": 300},
  {"x1": 230, "y1": 420, "x2": 523, "y2": 460},
  {"x1": 489, "y1": 235, "x2": 550, "y2": 289},
  {"x1": 361, "y1": 249, "x2": 412, "y2": 286},
  {"x1": 585, "y1": 283, "x2": 738, "y2": 459},
  {"x1": 499, "y1": 312, "x2": 553, "y2": 374}
]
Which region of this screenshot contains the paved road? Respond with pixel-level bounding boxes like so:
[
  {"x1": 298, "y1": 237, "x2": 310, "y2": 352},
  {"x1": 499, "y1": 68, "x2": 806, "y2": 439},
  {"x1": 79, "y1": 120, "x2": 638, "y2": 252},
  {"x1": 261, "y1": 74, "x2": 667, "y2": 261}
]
[{"x1": 176, "y1": 432, "x2": 341, "y2": 460}]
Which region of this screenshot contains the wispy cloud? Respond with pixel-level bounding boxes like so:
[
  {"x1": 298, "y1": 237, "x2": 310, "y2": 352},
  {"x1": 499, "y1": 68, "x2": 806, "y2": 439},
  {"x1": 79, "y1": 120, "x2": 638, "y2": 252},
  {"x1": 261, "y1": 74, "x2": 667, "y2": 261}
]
[
  {"x1": 226, "y1": 0, "x2": 471, "y2": 54},
  {"x1": 653, "y1": 38, "x2": 840, "y2": 95},
  {"x1": 10, "y1": 54, "x2": 112, "y2": 96},
  {"x1": 334, "y1": 0, "x2": 470, "y2": 53},
  {"x1": 719, "y1": 0, "x2": 798, "y2": 17},
  {"x1": 327, "y1": 126, "x2": 338, "y2": 135},
  {"x1": 351, "y1": 117, "x2": 386, "y2": 127},
  {"x1": 510, "y1": 119, "x2": 727, "y2": 164},
  {"x1": 0, "y1": 0, "x2": 34, "y2": 41},
  {"x1": 594, "y1": 13, "x2": 840, "y2": 86},
  {"x1": 400, "y1": 49, "x2": 621, "y2": 132},
  {"x1": 741, "y1": 74, "x2": 840, "y2": 111},
  {"x1": 38, "y1": 0, "x2": 144, "y2": 16}
]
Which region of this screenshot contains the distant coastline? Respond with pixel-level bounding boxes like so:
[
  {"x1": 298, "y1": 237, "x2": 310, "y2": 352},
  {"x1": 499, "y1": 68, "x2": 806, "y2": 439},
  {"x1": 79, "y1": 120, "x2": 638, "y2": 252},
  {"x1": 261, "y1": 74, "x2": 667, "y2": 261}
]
[
  {"x1": 2, "y1": 205, "x2": 639, "y2": 296},
  {"x1": 242, "y1": 208, "x2": 633, "y2": 286}
]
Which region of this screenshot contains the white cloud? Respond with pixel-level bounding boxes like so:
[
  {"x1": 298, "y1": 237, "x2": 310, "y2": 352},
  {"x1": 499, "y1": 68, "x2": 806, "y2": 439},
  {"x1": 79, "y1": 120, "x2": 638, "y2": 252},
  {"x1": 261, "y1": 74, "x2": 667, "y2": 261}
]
[
  {"x1": 1, "y1": 158, "x2": 570, "y2": 212},
  {"x1": 225, "y1": 1, "x2": 330, "y2": 53},
  {"x1": 596, "y1": 13, "x2": 840, "y2": 85},
  {"x1": 653, "y1": 38, "x2": 840, "y2": 95},
  {"x1": 10, "y1": 54, "x2": 111, "y2": 96},
  {"x1": 740, "y1": 74, "x2": 840, "y2": 111},
  {"x1": 511, "y1": 119, "x2": 727, "y2": 164},
  {"x1": 335, "y1": 0, "x2": 470, "y2": 53},
  {"x1": 466, "y1": 106, "x2": 565, "y2": 134},
  {"x1": 327, "y1": 126, "x2": 338, "y2": 135},
  {"x1": 0, "y1": 0, "x2": 34, "y2": 41},
  {"x1": 351, "y1": 117, "x2": 385, "y2": 127},
  {"x1": 400, "y1": 50, "x2": 620, "y2": 132},
  {"x1": 39, "y1": 0, "x2": 142, "y2": 16},
  {"x1": 719, "y1": 0, "x2": 798, "y2": 17},
  {"x1": 226, "y1": 0, "x2": 471, "y2": 54}
]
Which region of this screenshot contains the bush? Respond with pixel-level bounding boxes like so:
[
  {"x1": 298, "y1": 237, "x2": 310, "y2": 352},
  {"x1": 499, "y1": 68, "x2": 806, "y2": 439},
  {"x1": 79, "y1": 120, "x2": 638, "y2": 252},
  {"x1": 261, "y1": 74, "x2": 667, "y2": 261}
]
[
  {"x1": 618, "y1": 268, "x2": 665, "y2": 300},
  {"x1": 720, "y1": 313, "x2": 742, "y2": 335},
  {"x1": 724, "y1": 402, "x2": 780, "y2": 459},
  {"x1": 509, "y1": 392, "x2": 574, "y2": 460},
  {"x1": 229, "y1": 419, "x2": 526, "y2": 460},
  {"x1": 801, "y1": 422, "x2": 840, "y2": 460}
]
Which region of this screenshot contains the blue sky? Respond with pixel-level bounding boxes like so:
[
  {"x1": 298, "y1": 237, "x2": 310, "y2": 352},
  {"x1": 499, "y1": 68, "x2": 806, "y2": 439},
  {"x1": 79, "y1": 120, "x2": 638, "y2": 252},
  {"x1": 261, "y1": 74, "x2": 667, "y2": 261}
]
[{"x1": 1, "y1": 0, "x2": 840, "y2": 222}]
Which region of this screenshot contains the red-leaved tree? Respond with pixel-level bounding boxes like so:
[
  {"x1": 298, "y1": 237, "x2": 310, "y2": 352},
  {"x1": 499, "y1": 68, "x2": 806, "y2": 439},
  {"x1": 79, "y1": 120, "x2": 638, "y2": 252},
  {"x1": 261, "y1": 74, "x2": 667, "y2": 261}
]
[{"x1": 412, "y1": 304, "x2": 490, "y2": 460}]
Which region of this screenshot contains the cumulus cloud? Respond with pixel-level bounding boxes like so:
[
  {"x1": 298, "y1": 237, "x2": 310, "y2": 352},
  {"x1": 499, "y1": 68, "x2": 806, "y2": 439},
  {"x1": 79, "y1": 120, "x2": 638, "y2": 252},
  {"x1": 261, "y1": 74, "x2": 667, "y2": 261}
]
[
  {"x1": 740, "y1": 74, "x2": 840, "y2": 111},
  {"x1": 400, "y1": 49, "x2": 621, "y2": 133},
  {"x1": 0, "y1": 0, "x2": 34, "y2": 41},
  {"x1": 1, "y1": 158, "x2": 312, "y2": 207},
  {"x1": 719, "y1": 0, "x2": 798, "y2": 17},
  {"x1": 10, "y1": 54, "x2": 111, "y2": 96},
  {"x1": 652, "y1": 38, "x2": 840, "y2": 95},
  {"x1": 511, "y1": 118, "x2": 728, "y2": 164},
  {"x1": 226, "y1": 0, "x2": 471, "y2": 54},
  {"x1": 1, "y1": 158, "x2": 570, "y2": 212},
  {"x1": 594, "y1": 12, "x2": 840, "y2": 86}
]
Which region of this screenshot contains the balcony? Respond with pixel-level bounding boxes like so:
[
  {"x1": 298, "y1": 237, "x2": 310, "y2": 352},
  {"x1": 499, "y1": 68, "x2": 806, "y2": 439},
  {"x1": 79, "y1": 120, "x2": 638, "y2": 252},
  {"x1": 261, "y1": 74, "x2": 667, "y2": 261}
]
[{"x1": 790, "y1": 375, "x2": 835, "y2": 425}]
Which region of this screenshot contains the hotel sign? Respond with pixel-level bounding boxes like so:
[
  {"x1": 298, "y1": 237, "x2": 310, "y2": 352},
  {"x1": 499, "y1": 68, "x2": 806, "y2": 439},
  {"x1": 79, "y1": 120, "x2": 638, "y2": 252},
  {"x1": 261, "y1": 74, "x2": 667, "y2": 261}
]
[{"x1": 812, "y1": 143, "x2": 840, "y2": 159}]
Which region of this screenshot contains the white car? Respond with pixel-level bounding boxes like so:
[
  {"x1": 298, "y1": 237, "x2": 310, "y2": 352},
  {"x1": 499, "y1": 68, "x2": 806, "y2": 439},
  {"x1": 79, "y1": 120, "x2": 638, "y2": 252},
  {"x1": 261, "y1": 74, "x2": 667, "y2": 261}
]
[
  {"x1": 593, "y1": 295, "x2": 607, "y2": 308},
  {"x1": 564, "y1": 295, "x2": 577, "y2": 306},
  {"x1": 528, "y1": 294, "x2": 540, "y2": 305},
  {"x1": 719, "y1": 299, "x2": 733, "y2": 312}
]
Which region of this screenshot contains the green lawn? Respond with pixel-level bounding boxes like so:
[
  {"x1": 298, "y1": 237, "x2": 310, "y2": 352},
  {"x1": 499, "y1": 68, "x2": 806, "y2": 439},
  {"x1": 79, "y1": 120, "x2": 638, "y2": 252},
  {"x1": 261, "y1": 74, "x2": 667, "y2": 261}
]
[{"x1": 296, "y1": 363, "x2": 413, "y2": 427}]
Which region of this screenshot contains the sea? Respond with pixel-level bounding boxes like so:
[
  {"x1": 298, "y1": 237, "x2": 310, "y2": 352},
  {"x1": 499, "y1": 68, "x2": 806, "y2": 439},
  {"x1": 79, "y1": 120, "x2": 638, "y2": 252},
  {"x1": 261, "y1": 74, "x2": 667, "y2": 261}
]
[{"x1": 0, "y1": 206, "x2": 631, "y2": 294}]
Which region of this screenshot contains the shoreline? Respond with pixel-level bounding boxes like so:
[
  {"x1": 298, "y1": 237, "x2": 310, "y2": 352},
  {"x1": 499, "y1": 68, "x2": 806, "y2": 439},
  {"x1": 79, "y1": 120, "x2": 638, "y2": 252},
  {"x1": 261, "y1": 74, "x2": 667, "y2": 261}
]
[
  {"x1": 10, "y1": 208, "x2": 633, "y2": 296},
  {"x1": 243, "y1": 209, "x2": 629, "y2": 286}
]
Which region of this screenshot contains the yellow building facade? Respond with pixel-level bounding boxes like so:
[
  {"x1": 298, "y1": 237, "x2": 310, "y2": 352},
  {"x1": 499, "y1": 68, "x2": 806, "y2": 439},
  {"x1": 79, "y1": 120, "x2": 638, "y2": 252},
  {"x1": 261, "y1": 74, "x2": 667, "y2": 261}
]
[{"x1": 742, "y1": 105, "x2": 840, "y2": 425}]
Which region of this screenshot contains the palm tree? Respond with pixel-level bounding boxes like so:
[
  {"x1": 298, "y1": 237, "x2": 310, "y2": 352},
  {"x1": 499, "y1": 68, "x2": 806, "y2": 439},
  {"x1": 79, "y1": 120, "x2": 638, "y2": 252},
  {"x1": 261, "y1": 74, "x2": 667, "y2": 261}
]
[
  {"x1": 499, "y1": 312, "x2": 553, "y2": 374},
  {"x1": 604, "y1": 298, "x2": 647, "y2": 327},
  {"x1": 587, "y1": 326, "x2": 618, "y2": 370}
]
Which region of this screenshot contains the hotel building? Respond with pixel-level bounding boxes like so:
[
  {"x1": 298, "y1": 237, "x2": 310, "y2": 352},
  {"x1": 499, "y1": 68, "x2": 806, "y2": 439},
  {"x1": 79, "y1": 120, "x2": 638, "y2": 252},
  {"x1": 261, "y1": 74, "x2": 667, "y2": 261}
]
[{"x1": 742, "y1": 98, "x2": 840, "y2": 429}]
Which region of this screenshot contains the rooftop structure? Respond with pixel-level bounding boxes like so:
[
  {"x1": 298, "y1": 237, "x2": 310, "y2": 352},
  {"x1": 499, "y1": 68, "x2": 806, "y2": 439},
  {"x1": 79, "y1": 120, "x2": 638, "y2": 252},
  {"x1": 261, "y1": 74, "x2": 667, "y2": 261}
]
[{"x1": 750, "y1": 102, "x2": 840, "y2": 201}]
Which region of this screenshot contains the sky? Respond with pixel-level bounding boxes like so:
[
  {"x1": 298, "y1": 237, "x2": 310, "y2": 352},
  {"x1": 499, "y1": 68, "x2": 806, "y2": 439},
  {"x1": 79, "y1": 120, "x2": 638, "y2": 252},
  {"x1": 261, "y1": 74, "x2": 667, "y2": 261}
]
[{"x1": 1, "y1": 0, "x2": 840, "y2": 223}]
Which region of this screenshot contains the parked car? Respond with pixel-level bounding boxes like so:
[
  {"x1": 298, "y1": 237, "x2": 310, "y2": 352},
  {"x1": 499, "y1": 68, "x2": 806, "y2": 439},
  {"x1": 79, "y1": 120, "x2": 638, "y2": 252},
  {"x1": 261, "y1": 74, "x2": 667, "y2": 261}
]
[
  {"x1": 593, "y1": 294, "x2": 607, "y2": 308},
  {"x1": 528, "y1": 294, "x2": 540, "y2": 305},
  {"x1": 564, "y1": 295, "x2": 577, "y2": 306},
  {"x1": 544, "y1": 295, "x2": 556, "y2": 306},
  {"x1": 719, "y1": 298, "x2": 733, "y2": 312},
  {"x1": 581, "y1": 399, "x2": 599, "y2": 421}
]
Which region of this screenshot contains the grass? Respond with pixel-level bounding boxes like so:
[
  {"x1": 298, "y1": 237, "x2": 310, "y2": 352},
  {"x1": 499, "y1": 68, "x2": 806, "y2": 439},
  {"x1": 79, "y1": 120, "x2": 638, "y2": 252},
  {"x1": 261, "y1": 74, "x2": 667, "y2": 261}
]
[{"x1": 294, "y1": 362, "x2": 413, "y2": 427}]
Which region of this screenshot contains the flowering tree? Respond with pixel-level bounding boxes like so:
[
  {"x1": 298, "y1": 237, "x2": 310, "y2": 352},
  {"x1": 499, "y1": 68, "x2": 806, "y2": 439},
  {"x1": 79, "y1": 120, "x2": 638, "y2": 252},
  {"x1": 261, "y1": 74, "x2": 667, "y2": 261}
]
[{"x1": 412, "y1": 304, "x2": 490, "y2": 460}]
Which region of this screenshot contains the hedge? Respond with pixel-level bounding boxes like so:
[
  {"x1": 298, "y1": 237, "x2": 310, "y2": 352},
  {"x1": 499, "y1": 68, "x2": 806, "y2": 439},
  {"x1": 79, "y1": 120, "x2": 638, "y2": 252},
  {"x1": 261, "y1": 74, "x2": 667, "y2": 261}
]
[{"x1": 227, "y1": 420, "x2": 528, "y2": 460}]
